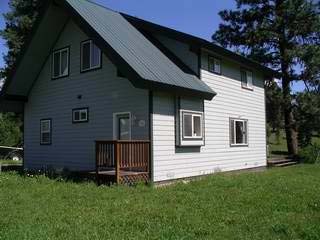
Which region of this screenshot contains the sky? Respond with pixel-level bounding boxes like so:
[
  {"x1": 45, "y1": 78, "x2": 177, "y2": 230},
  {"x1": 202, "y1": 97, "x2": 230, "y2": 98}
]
[{"x1": 0, "y1": 0, "x2": 305, "y2": 92}]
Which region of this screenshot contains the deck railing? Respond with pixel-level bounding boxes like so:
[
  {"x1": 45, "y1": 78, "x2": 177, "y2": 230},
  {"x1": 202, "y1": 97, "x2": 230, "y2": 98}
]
[{"x1": 95, "y1": 140, "x2": 150, "y2": 183}]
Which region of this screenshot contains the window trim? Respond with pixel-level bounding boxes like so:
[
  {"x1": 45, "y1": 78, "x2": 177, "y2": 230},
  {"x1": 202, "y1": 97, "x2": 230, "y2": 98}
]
[
  {"x1": 181, "y1": 110, "x2": 204, "y2": 140},
  {"x1": 241, "y1": 68, "x2": 254, "y2": 91},
  {"x1": 51, "y1": 46, "x2": 70, "y2": 80},
  {"x1": 40, "y1": 119, "x2": 52, "y2": 145},
  {"x1": 208, "y1": 55, "x2": 222, "y2": 75},
  {"x1": 72, "y1": 108, "x2": 89, "y2": 123},
  {"x1": 230, "y1": 118, "x2": 249, "y2": 147},
  {"x1": 80, "y1": 39, "x2": 102, "y2": 73}
]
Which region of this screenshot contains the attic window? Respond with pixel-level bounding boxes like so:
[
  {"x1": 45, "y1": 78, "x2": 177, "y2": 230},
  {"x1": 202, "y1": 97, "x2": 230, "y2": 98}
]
[
  {"x1": 208, "y1": 56, "x2": 221, "y2": 74},
  {"x1": 241, "y1": 69, "x2": 253, "y2": 90},
  {"x1": 81, "y1": 40, "x2": 101, "y2": 72},
  {"x1": 52, "y1": 47, "x2": 69, "y2": 79}
]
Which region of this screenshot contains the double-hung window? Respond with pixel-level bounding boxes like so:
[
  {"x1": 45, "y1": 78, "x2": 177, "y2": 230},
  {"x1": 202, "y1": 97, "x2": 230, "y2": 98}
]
[
  {"x1": 208, "y1": 56, "x2": 221, "y2": 74},
  {"x1": 52, "y1": 47, "x2": 69, "y2": 79},
  {"x1": 81, "y1": 40, "x2": 101, "y2": 72},
  {"x1": 72, "y1": 108, "x2": 89, "y2": 123},
  {"x1": 40, "y1": 119, "x2": 52, "y2": 145},
  {"x1": 230, "y1": 118, "x2": 248, "y2": 146},
  {"x1": 182, "y1": 111, "x2": 203, "y2": 139},
  {"x1": 241, "y1": 69, "x2": 253, "y2": 90}
]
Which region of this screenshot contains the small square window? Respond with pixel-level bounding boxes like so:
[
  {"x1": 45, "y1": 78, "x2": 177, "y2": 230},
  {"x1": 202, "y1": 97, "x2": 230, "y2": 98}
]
[
  {"x1": 81, "y1": 40, "x2": 101, "y2": 72},
  {"x1": 52, "y1": 47, "x2": 69, "y2": 79},
  {"x1": 241, "y1": 69, "x2": 253, "y2": 90},
  {"x1": 40, "y1": 119, "x2": 52, "y2": 145},
  {"x1": 230, "y1": 118, "x2": 248, "y2": 146},
  {"x1": 208, "y1": 56, "x2": 221, "y2": 74},
  {"x1": 73, "y1": 108, "x2": 89, "y2": 123},
  {"x1": 182, "y1": 111, "x2": 203, "y2": 139}
]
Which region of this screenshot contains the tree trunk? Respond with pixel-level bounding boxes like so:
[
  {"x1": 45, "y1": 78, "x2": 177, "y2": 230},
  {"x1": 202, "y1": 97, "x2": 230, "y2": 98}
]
[{"x1": 282, "y1": 75, "x2": 299, "y2": 156}]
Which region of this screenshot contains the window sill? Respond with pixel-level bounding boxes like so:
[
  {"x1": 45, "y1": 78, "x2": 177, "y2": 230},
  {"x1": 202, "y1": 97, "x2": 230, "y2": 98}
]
[
  {"x1": 241, "y1": 86, "x2": 254, "y2": 91},
  {"x1": 230, "y1": 144, "x2": 249, "y2": 147},
  {"x1": 52, "y1": 74, "x2": 69, "y2": 80},
  {"x1": 208, "y1": 70, "x2": 222, "y2": 76},
  {"x1": 80, "y1": 66, "x2": 102, "y2": 74}
]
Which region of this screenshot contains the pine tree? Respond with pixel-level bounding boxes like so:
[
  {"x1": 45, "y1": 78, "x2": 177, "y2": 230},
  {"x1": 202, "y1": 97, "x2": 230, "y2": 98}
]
[{"x1": 212, "y1": 0, "x2": 320, "y2": 155}]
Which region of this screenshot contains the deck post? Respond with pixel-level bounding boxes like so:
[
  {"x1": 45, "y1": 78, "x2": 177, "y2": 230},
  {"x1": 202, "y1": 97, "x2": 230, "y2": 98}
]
[
  {"x1": 115, "y1": 141, "x2": 120, "y2": 184},
  {"x1": 95, "y1": 141, "x2": 100, "y2": 185}
]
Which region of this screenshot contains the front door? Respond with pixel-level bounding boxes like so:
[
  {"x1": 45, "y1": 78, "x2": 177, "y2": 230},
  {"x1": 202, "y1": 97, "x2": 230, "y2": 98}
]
[{"x1": 114, "y1": 112, "x2": 131, "y2": 140}]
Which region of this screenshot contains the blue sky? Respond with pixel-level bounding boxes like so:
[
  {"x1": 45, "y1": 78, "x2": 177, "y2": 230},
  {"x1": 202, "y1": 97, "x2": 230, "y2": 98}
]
[{"x1": 0, "y1": 0, "x2": 305, "y2": 91}]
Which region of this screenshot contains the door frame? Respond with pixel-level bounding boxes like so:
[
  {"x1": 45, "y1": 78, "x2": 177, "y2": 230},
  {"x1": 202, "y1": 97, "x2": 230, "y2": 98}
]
[{"x1": 113, "y1": 112, "x2": 132, "y2": 140}]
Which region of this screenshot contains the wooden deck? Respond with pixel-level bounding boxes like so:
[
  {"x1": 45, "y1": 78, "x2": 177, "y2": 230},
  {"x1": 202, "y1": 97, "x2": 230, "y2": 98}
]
[{"x1": 95, "y1": 140, "x2": 150, "y2": 185}]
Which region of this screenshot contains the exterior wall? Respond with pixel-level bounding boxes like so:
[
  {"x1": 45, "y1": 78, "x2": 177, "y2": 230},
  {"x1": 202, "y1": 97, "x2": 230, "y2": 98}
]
[
  {"x1": 152, "y1": 49, "x2": 266, "y2": 182},
  {"x1": 154, "y1": 34, "x2": 199, "y2": 74},
  {"x1": 24, "y1": 20, "x2": 149, "y2": 171}
]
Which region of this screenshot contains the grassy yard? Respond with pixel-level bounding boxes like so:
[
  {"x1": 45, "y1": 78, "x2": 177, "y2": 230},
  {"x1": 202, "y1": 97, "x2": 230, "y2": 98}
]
[
  {"x1": 1, "y1": 165, "x2": 320, "y2": 239},
  {"x1": 0, "y1": 159, "x2": 22, "y2": 165}
]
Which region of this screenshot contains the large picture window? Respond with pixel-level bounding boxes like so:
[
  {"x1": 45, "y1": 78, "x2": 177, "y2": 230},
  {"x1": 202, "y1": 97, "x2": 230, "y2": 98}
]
[
  {"x1": 81, "y1": 40, "x2": 101, "y2": 72},
  {"x1": 40, "y1": 119, "x2": 52, "y2": 145},
  {"x1": 52, "y1": 47, "x2": 69, "y2": 79},
  {"x1": 230, "y1": 118, "x2": 248, "y2": 146}
]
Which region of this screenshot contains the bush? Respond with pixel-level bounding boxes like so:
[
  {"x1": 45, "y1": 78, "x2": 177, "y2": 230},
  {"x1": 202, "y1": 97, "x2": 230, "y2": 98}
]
[{"x1": 299, "y1": 143, "x2": 320, "y2": 164}]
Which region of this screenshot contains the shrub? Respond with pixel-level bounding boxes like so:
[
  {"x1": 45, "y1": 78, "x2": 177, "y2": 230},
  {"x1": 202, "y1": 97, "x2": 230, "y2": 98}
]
[{"x1": 299, "y1": 143, "x2": 320, "y2": 164}]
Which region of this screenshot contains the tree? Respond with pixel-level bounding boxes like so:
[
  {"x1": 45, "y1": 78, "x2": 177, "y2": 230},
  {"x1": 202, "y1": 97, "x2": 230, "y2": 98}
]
[
  {"x1": 0, "y1": 0, "x2": 43, "y2": 146},
  {"x1": 212, "y1": 0, "x2": 320, "y2": 155},
  {"x1": 294, "y1": 91, "x2": 320, "y2": 147},
  {"x1": 266, "y1": 80, "x2": 283, "y2": 133}
]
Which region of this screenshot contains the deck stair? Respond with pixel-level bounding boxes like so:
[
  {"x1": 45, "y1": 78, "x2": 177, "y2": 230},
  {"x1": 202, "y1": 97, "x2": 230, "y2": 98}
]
[{"x1": 267, "y1": 156, "x2": 298, "y2": 167}]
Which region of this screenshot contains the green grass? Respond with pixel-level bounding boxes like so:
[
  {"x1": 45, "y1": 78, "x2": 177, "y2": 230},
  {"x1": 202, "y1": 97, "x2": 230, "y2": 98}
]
[
  {"x1": 0, "y1": 159, "x2": 22, "y2": 165},
  {"x1": 1, "y1": 165, "x2": 320, "y2": 239}
]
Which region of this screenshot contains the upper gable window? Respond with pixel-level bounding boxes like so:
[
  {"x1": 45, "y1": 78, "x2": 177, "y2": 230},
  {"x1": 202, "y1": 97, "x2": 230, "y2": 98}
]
[
  {"x1": 208, "y1": 56, "x2": 221, "y2": 74},
  {"x1": 241, "y1": 69, "x2": 253, "y2": 90},
  {"x1": 81, "y1": 40, "x2": 101, "y2": 72},
  {"x1": 52, "y1": 47, "x2": 69, "y2": 79}
]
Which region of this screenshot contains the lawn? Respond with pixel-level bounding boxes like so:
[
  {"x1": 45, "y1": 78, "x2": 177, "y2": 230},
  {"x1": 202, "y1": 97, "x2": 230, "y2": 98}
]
[
  {"x1": 1, "y1": 165, "x2": 320, "y2": 240},
  {"x1": 0, "y1": 159, "x2": 22, "y2": 165}
]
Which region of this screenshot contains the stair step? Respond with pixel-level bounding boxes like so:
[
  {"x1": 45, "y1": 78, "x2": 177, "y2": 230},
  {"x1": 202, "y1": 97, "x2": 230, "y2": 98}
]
[
  {"x1": 272, "y1": 161, "x2": 298, "y2": 167},
  {"x1": 268, "y1": 159, "x2": 294, "y2": 165}
]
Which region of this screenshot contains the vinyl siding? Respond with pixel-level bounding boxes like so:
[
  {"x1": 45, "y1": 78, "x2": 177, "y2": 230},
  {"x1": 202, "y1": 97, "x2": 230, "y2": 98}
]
[
  {"x1": 24, "y1": 20, "x2": 149, "y2": 171},
  {"x1": 152, "y1": 50, "x2": 266, "y2": 182}
]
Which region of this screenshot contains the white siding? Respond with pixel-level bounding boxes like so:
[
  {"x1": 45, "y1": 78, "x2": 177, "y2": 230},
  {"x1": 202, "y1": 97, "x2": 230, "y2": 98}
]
[
  {"x1": 152, "y1": 50, "x2": 266, "y2": 182},
  {"x1": 24, "y1": 20, "x2": 149, "y2": 171}
]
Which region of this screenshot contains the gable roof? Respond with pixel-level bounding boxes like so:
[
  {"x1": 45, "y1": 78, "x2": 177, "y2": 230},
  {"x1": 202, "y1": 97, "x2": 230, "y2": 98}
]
[{"x1": 1, "y1": 0, "x2": 216, "y2": 101}]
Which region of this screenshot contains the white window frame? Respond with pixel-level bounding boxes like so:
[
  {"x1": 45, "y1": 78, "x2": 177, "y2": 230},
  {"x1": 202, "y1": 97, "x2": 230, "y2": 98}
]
[
  {"x1": 230, "y1": 118, "x2": 248, "y2": 147},
  {"x1": 113, "y1": 112, "x2": 132, "y2": 140},
  {"x1": 40, "y1": 119, "x2": 52, "y2": 145},
  {"x1": 52, "y1": 47, "x2": 69, "y2": 79},
  {"x1": 241, "y1": 69, "x2": 253, "y2": 90},
  {"x1": 208, "y1": 56, "x2": 221, "y2": 74},
  {"x1": 72, "y1": 108, "x2": 89, "y2": 123},
  {"x1": 80, "y1": 40, "x2": 101, "y2": 72}
]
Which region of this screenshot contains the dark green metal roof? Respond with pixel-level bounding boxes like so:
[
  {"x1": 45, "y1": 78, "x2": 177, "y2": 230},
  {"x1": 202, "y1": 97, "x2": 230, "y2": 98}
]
[{"x1": 65, "y1": 0, "x2": 216, "y2": 99}]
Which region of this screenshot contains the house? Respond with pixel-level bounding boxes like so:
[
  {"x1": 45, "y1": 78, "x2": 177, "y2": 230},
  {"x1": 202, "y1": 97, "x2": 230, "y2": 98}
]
[{"x1": 0, "y1": 0, "x2": 279, "y2": 184}]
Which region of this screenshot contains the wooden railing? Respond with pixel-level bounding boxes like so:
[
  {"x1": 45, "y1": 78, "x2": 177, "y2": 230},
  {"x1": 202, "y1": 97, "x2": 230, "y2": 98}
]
[{"x1": 95, "y1": 140, "x2": 150, "y2": 183}]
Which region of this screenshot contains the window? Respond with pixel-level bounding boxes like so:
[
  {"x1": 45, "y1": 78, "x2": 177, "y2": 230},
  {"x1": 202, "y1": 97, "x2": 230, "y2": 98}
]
[
  {"x1": 40, "y1": 119, "x2": 52, "y2": 145},
  {"x1": 230, "y1": 119, "x2": 248, "y2": 146},
  {"x1": 52, "y1": 47, "x2": 69, "y2": 79},
  {"x1": 73, "y1": 108, "x2": 88, "y2": 123},
  {"x1": 208, "y1": 56, "x2": 221, "y2": 74},
  {"x1": 182, "y1": 111, "x2": 203, "y2": 139},
  {"x1": 241, "y1": 69, "x2": 253, "y2": 90},
  {"x1": 81, "y1": 40, "x2": 101, "y2": 72}
]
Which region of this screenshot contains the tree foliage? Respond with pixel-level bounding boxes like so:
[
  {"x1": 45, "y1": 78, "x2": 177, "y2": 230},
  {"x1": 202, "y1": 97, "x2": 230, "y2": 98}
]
[
  {"x1": 212, "y1": 0, "x2": 320, "y2": 155},
  {"x1": 0, "y1": 0, "x2": 43, "y2": 146}
]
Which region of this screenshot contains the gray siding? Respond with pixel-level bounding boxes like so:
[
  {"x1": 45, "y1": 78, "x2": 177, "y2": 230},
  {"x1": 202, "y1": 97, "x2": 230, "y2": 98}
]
[
  {"x1": 154, "y1": 34, "x2": 199, "y2": 74},
  {"x1": 24, "y1": 20, "x2": 149, "y2": 171},
  {"x1": 152, "y1": 49, "x2": 267, "y2": 182}
]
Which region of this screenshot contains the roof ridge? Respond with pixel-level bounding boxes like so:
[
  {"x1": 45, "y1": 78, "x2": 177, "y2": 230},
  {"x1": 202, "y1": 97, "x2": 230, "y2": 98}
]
[{"x1": 84, "y1": 0, "x2": 119, "y2": 13}]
